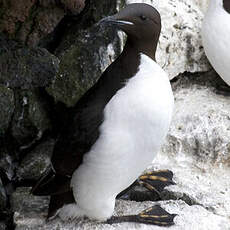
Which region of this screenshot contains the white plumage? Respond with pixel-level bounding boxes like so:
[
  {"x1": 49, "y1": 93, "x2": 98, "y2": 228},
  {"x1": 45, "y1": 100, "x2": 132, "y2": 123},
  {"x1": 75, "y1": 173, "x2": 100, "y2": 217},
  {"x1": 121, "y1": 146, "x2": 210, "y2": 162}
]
[
  {"x1": 58, "y1": 53, "x2": 174, "y2": 221},
  {"x1": 202, "y1": 0, "x2": 230, "y2": 85}
]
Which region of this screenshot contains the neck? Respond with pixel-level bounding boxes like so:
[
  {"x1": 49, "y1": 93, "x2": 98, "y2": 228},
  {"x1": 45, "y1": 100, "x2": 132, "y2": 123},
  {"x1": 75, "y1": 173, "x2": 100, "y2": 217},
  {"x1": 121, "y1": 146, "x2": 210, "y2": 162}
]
[
  {"x1": 124, "y1": 37, "x2": 157, "y2": 61},
  {"x1": 223, "y1": 0, "x2": 230, "y2": 13}
]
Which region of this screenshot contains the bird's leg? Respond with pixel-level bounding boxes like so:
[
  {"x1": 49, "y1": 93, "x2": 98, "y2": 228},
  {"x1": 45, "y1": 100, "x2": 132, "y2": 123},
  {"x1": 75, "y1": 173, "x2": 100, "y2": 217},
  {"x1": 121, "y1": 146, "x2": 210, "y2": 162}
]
[
  {"x1": 112, "y1": 170, "x2": 176, "y2": 226},
  {"x1": 106, "y1": 205, "x2": 177, "y2": 226},
  {"x1": 117, "y1": 170, "x2": 175, "y2": 201}
]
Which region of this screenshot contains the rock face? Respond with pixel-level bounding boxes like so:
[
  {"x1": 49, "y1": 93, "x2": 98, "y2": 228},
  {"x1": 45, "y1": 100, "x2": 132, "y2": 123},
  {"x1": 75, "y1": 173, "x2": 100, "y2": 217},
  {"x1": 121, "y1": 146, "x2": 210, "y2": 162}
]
[
  {"x1": 17, "y1": 139, "x2": 55, "y2": 181},
  {"x1": 11, "y1": 89, "x2": 51, "y2": 147},
  {"x1": 46, "y1": 26, "x2": 121, "y2": 107},
  {"x1": 0, "y1": 222, "x2": 6, "y2": 230},
  {"x1": 0, "y1": 36, "x2": 59, "y2": 89},
  {"x1": 0, "y1": 145, "x2": 14, "y2": 181},
  {"x1": 45, "y1": 0, "x2": 121, "y2": 107},
  {"x1": 0, "y1": 178, "x2": 7, "y2": 211},
  {"x1": 164, "y1": 71, "x2": 230, "y2": 166},
  {"x1": 0, "y1": 86, "x2": 14, "y2": 137},
  {"x1": 0, "y1": 0, "x2": 86, "y2": 46}
]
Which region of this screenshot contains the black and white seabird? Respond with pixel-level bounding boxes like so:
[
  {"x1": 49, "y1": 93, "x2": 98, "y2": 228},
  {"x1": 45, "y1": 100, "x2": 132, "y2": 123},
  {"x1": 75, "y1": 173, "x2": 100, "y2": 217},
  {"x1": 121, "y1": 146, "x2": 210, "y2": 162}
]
[
  {"x1": 202, "y1": 0, "x2": 230, "y2": 86},
  {"x1": 32, "y1": 3, "x2": 175, "y2": 225}
]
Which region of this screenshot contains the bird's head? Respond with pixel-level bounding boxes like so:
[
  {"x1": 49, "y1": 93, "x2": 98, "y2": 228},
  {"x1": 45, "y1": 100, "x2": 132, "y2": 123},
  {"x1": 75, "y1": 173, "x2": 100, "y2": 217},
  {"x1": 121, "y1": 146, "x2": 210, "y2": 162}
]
[{"x1": 100, "y1": 3, "x2": 161, "y2": 43}]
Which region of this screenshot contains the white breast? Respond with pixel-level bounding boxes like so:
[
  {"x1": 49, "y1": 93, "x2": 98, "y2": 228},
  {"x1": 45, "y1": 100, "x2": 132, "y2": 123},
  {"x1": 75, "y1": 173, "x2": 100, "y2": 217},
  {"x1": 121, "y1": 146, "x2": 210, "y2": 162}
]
[
  {"x1": 202, "y1": 0, "x2": 230, "y2": 85},
  {"x1": 68, "y1": 54, "x2": 174, "y2": 221}
]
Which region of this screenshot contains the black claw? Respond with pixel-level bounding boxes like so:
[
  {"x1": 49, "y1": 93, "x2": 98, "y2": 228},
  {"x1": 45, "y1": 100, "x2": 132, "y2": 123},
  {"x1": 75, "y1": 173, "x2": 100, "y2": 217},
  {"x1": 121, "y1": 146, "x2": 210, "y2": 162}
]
[{"x1": 106, "y1": 205, "x2": 177, "y2": 226}]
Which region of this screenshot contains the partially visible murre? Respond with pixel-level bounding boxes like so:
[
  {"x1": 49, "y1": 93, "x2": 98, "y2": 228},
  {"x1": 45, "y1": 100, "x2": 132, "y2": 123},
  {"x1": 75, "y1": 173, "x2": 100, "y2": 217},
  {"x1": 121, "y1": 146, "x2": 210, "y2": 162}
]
[{"x1": 223, "y1": 0, "x2": 230, "y2": 13}]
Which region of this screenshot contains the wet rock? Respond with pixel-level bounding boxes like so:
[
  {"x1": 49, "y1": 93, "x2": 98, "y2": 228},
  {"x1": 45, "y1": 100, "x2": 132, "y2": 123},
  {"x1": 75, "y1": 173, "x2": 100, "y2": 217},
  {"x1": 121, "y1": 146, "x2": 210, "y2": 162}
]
[
  {"x1": 11, "y1": 89, "x2": 51, "y2": 147},
  {"x1": 125, "y1": 0, "x2": 211, "y2": 79},
  {"x1": 0, "y1": 41, "x2": 59, "y2": 89},
  {"x1": 17, "y1": 139, "x2": 55, "y2": 181},
  {"x1": 47, "y1": 25, "x2": 121, "y2": 107},
  {"x1": 0, "y1": 85, "x2": 14, "y2": 137},
  {"x1": 0, "y1": 178, "x2": 7, "y2": 211}
]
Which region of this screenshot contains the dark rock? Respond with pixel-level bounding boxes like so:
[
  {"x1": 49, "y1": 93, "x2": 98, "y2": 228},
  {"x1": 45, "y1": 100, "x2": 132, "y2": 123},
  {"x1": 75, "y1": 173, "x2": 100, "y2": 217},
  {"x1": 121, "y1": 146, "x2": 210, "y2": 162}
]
[
  {"x1": 47, "y1": 25, "x2": 121, "y2": 107},
  {"x1": 0, "y1": 0, "x2": 74, "y2": 46},
  {"x1": 11, "y1": 187, "x2": 49, "y2": 217},
  {"x1": 0, "y1": 178, "x2": 7, "y2": 211},
  {"x1": 0, "y1": 0, "x2": 87, "y2": 47},
  {"x1": 0, "y1": 41, "x2": 59, "y2": 89},
  {"x1": 0, "y1": 222, "x2": 6, "y2": 230},
  {"x1": 0, "y1": 0, "x2": 36, "y2": 37},
  {"x1": 17, "y1": 139, "x2": 55, "y2": 181},
  {"x1": 0, "y1": 85, "x2": 14, "y2": 137},
  {"x1": 0, "y1": 145, "x2": 14, "y2": 181},
  {"x1": 11, "y1": 89, "x2": 51, "y2": 147},
  {"x1": 60, "y1": 0, "x2": 86, "y2": 15},
  {"x1": 82, "y1": 0, "x2": 118, "y2": 26},
  {"x1": 23, "y1": 7, "x2": 65, "y2": 47},
  {"x1": 44, "y1": 0, "x2": 121, "y2": 107}
]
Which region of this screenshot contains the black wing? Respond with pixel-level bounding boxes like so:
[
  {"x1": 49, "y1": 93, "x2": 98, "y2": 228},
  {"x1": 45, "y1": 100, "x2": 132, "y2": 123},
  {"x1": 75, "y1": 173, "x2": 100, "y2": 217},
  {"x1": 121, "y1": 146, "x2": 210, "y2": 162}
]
[
  {"x1": 31, "y1": 60, "x2": 126, "y2": 195},
  {"x1": 51, "y1": 81, "x2": 108, "y2": 177},
  {"x1": 32, "y1": 42, "x2": 140, "y2": 196}
]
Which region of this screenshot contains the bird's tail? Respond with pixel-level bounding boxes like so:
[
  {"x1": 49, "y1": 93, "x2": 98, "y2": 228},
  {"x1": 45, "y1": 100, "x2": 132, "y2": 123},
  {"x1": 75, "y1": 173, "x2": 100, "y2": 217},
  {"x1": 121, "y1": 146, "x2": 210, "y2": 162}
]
[
  {"x1": 48, "y1": 191, "x2": 75, "y2": 219},
  {"x1": 31, "y1": 167, "x2": 71, "y2": 196}
]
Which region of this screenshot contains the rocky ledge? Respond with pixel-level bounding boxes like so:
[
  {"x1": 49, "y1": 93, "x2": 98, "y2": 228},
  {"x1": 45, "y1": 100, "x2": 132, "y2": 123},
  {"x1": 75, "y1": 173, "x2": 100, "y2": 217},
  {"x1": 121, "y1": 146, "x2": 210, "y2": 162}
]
[{"x1": 11, "y1": 71, "x2": 230, "y2": 230}]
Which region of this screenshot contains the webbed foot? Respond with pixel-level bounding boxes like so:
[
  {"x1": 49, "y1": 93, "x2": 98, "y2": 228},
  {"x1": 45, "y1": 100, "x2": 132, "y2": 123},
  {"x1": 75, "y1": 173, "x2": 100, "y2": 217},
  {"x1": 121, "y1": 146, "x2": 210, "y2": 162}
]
[
  {"x1": 117, "y1": 169, "x2": 175, "y2": 201},
  {"x1": 138, "y1": 170, "x2": 176, "y2": 195},
  {"x1": 107, "y1": 205, "x2": 177, "y2": 226}
]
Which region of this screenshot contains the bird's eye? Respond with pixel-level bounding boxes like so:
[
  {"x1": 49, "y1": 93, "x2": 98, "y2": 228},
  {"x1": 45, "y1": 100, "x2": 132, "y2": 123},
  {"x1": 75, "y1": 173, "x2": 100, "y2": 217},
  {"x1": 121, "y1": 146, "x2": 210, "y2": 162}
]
[{"x1": 140, "y1": 15, "x2": 147, "y2": 21}]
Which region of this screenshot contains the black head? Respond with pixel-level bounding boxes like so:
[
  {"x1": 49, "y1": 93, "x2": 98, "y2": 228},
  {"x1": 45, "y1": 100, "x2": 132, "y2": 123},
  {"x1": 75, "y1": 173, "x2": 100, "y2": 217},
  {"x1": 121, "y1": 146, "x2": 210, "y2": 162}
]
[{"x1": 100, "y1": 3, "x2": 161, "y2": 59}]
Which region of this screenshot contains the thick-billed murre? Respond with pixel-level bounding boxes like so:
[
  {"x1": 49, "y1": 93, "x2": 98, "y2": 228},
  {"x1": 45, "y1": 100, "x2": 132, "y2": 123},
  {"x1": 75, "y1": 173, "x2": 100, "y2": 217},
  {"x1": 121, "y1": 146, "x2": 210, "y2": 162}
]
[
  {"x1": 32, "y1": 3, "x2": 175, "y2": 226},
  {"x1": 202, "y1": 0, "x2": 230, "y2": 86}
]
